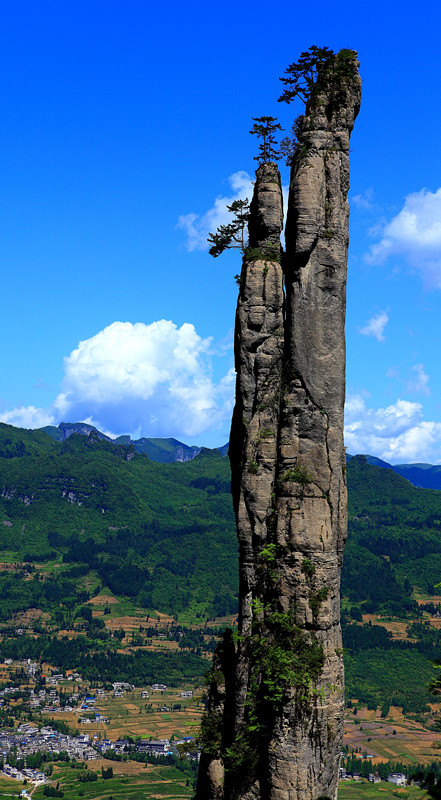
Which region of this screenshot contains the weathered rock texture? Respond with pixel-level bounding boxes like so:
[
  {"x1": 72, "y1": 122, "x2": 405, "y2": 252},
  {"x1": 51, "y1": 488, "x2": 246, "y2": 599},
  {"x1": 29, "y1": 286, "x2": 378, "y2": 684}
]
[{"x1": 195, "y1": 51, "x2": 361, "y2": 800}]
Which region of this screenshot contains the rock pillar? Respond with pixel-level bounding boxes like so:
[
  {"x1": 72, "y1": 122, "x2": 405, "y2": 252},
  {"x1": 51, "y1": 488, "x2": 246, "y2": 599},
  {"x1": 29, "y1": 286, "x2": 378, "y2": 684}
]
[{"x1": 195, "y1": 50, "x2": 361, "y2": 800}]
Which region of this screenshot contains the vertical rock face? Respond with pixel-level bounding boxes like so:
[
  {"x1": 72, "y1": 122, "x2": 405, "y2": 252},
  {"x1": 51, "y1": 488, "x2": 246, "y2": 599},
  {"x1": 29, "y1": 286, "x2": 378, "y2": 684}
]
[
  {"x1": 195, "y1": 51, "x2": 361, "y2": 800},
  {"x1": 196, "y1": 161, "x2": 285, "y2": 800},
  {"x1": 229, "y1": 163, "x2": 285, "y2": 799},
  {"x1": 267, "y1": 53, "x2": 361, "y2": 800}
]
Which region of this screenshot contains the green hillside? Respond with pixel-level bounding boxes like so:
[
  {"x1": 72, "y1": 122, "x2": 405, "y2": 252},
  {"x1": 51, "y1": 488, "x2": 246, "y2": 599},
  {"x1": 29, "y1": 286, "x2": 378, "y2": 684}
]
[
  {"x1": 345, "y1": 454, "x2": 441, "y2": 611},
  {"x1": 3, "y1": 427, "x2": 441, "y2": 623},
  {"x1": 0, "y1": 423, "x2": 237, "y2": 621},
  {"x1": 3, "y1": 425, "x2": 441, "y2": 709},
  {"x1": 342, "y1": 455, "x2": 441, "y2": 712},
  {"x1": 3, "y1": 426, "x2": 441, "y2": 614}
]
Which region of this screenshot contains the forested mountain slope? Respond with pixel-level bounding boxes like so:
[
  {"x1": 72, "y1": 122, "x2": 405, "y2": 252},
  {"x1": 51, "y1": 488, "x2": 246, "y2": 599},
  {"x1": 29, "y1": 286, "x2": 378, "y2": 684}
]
[
  {"x1": 0, "y1": 422, "x2": 237, "y2": 620},
  {"x1": 2, "y1": 426, "x2": 441, "y2": 621},
  {"x1": 3, "y1": 426, "x2": 441, "y2": 707},
  {"x1": 345, "y1": 454, "x2": 441, "y2": 611},
  {"x1": 347, "y1": 452, "x2": 441, "y2": 491}
]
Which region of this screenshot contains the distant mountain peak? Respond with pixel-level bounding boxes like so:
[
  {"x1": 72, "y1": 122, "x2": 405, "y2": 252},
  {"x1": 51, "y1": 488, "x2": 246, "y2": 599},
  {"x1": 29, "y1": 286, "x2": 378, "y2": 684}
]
[{"x1": 39, "y1": 422, "x2": 227, "y2": 463}]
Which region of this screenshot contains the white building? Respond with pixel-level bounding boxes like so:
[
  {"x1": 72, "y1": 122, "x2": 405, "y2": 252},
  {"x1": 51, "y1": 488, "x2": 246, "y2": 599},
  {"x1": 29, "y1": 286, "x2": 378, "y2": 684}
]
[{"x1": 388, "y1": 773, "x2": 406, "y2": 786}]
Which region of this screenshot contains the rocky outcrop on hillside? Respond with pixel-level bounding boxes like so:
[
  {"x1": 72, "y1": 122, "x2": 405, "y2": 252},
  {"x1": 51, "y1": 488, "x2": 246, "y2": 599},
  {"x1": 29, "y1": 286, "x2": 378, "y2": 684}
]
[
  {"x1": 195, "y1": 50, "x2": 361, "y2": 800},
  {"x1": 41, "y1": 422, "x2": 111, "y2": 442}
]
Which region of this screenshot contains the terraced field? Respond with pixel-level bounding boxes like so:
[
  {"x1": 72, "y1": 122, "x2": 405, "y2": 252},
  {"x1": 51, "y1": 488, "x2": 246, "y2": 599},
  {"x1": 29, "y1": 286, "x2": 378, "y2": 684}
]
[
  {"x1": 32, "y1": 762, "x2": 194, "y2": 800},
  {"x1": 339, "y1": 781, "x2": 430, "y2": 799}
]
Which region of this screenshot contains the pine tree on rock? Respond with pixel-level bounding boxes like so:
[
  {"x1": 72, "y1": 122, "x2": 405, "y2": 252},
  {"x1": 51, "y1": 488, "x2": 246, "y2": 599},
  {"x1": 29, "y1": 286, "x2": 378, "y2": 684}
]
[
  {"x1": 249, "y1": 116, "x2": 283, "y2": 165},
  {"x1": 207, "y1": 199, "x2": 251, "y2": 257}
]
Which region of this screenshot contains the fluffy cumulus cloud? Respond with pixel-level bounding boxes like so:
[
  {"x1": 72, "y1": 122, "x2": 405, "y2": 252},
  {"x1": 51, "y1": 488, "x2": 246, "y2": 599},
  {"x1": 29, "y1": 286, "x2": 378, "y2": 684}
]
[
  {"x1": 0, "y1": 321, "x2": 235, "y2": 443},
  {"x1": 359, "y1": 310, "x2": 389, "y2": 342},
  {"x1": 367, "y1": 187, "x2": 441, "y2": 287},
  {"x1": 177, "y1": 171, "x2": 289, "y2": 252},
  {"x1": 345, "y1": 394, "x2": 441, "y2": 463}
]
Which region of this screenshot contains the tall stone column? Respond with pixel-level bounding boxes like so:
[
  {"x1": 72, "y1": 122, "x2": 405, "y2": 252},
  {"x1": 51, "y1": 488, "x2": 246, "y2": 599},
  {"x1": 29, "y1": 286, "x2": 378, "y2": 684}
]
[
  {"x1": 195, "y1": 50, "x2": 361, "y2": 800},
  {"x1": 196, "y1": 161, "x2": 285, "y2": 800},
  {"x1": 266, "y1": 52, "x2": 362, "y2": 800}
]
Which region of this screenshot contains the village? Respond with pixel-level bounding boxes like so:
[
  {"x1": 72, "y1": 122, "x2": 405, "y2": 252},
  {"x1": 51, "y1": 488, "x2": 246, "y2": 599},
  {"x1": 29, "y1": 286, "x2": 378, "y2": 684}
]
[
  {"x1": 0, "y1": 656, "x2": 428, "y2": 795},
  {"x1": 0, "y1": 657, "x2": 200, "y2": 789},
  {"x1": 0, "y1": 721, "x2": 194, "y2": 780}
]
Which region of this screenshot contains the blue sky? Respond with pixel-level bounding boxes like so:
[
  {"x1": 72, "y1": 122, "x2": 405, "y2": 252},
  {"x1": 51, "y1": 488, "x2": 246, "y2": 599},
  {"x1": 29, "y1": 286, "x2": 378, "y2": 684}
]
[{"x1": 1, "y1": 0, "x2": 441, "y2": 462}]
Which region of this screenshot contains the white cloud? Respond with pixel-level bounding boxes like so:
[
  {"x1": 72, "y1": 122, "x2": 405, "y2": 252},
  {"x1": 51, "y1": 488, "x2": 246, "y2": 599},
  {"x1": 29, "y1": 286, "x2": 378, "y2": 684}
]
[
  {"x1": 0, "y1": 320, "x2": 235, "y2": 443},
  {"x1": 367, "y1": 187, "x2": 441, "y2": 287},
  {"x1": 406, "y1": 363, "x2": 430, "y2": 396},
  {"x1": 0, "y1": 405, "x2": 55, "y2": 429},
  {"x1": 386, "y1": 366, "x2": 400, "y2": 380},
  {"x1": 177, "y1": 171, "x2": 254, "y2": 252},
  {"x1": 359, "y1": 310, "x2": 389, "y2": 342},
  {"x1": 345, "y1": 393, "x2": 441, "y2": 463},
  {"x1": 215, "y1": 328, "x2": 234, "y2": 356},
  {"x1": 55, "y1": 320, "x2": 233, "y2": 439}
]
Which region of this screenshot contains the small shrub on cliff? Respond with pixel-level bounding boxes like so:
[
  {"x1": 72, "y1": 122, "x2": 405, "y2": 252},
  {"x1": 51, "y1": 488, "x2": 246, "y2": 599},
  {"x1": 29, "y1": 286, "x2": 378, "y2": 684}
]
[
  {"x1": 301, "y1": 557, "x2": 315, "y2": 580},
  {"x1": 281, "y1": 464, "x2": 313, "y2": 485},
  {"x1": 244, "y1": 244, "x2": 281, "y2": 263}
]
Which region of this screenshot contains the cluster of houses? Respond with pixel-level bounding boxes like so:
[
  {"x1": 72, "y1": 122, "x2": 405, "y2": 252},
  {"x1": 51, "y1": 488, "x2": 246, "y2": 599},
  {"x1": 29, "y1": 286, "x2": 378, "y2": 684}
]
[
  {"x1": 2, "y1": 762, "x2": 46, "y2": 785},
  {"x1": 339, "y1": 764, "x2": 407, "y2": 786},
  {"x1": 94, "y1": 735, "x2": 195, "y2": 758},
  {"x1": 0, "y1": 723, "x2": 99, "y2": 785},
  {"x1": 0, "y1": 670, "x2": 137, "y2": 718},
  {"x1": 0, "y1": 721, "x2": 198, "y2": 784},
  {"x1": 0, "y1": 658, "x2": 201, "y2": 783},
  {"x1": 1, "y1": 684, "x2": 82, "y2": 715}
]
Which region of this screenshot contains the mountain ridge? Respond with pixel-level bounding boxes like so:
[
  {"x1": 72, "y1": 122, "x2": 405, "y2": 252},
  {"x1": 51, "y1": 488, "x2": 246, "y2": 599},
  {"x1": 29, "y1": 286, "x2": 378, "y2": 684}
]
[
  {"x1": 40, "y1": 421, "x2": 227, "y2": 463},
  {"x1": 6, "y1": 420, "x2": 441, "y2": 483},
  {"x1": 347, "y1": 452, "x2": 441, "y2": 490}
]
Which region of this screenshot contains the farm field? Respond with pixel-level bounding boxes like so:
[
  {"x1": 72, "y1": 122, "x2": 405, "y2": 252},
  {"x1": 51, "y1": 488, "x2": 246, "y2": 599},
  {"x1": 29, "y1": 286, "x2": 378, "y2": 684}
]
[
  {"x1": 0, "y1": 773, "x2": 26, "y2": 794},
  {"x1": 338, "y1": 780, "x2": 430, "y2": 799},
  {"x1": 343, "y1": 705, "x2": 441, "y2": 764},
  {"x1": 32, "y1": 761, "x2": 194, "y2": 800},
  {"x1": 90, "y1": 686, "x2": 204, "y2": 741}
]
